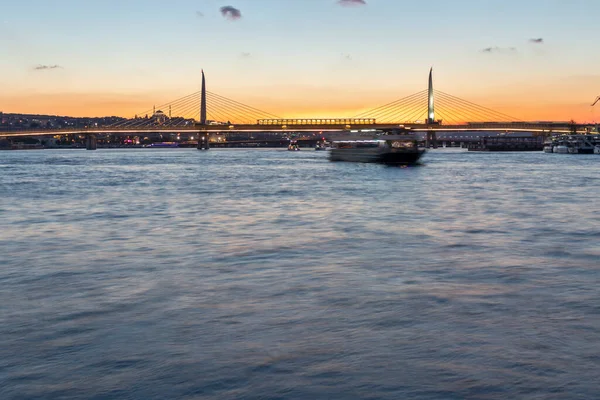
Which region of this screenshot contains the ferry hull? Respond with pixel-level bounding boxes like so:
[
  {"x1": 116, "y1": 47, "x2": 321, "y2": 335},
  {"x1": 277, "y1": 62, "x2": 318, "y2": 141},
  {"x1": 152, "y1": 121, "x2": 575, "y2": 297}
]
[
  {"x1": 329, "y1": 149, "x2": 425, "y2": 165},
  {"x1": 568, "y1": 147, "x2": 595, "y2": 154}
]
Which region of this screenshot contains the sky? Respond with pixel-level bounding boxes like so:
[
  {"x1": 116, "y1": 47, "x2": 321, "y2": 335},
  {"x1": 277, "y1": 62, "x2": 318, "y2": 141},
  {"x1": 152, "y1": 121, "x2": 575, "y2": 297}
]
[{"x1": 1, "y1": 0, "x2": 599, "y2": 122}]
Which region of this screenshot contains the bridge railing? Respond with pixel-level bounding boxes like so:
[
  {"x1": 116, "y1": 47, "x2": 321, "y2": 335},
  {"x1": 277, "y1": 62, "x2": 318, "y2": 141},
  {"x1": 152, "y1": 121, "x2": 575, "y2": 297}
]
[
  {"x1": 256, "y1": 118, "x2": 376, "y2": 126},
  {"x1": 0, "y1": 126, "x2": 201, "y2": 135}
]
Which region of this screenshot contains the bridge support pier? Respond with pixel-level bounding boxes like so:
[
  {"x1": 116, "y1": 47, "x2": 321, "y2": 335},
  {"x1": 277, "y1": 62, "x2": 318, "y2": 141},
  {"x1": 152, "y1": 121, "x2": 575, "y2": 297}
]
[
  {"x1": 197, "y1": 134, "x2": 209, "y2": 150},
  {"x1": 426, "y1": 130, "x2": 437, "y2": 149},
  {"x1": 86, "y1": 134, "x2": 97, "y2": 150}
]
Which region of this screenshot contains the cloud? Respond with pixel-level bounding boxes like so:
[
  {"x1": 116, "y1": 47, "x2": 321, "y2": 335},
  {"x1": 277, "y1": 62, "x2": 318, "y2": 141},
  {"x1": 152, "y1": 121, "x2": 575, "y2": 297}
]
[
  {"x1": 220, "y1": 5, "x2": 242, "y2": 20},
  {"x1": 529, "y1": 38, "x2": 544, "y2": 44},
  {"x1": 240, "y1": 52, "x2": 251, "y2": 58},
  {"x1": 196, "y1": 11, "x2": 204, "y2": 17},
  {"x1": 480, "y1": 46, "x2": 517, "y2": 54},
  {"x1": 341, "y1": 53, "x2": 352, "y2": 60},
  {"x1": 34, "y1": 65, "x2": 62, "y2": 70},
  {"x1": 338, "y1": 0, "x2": 367, "y2": 6}
]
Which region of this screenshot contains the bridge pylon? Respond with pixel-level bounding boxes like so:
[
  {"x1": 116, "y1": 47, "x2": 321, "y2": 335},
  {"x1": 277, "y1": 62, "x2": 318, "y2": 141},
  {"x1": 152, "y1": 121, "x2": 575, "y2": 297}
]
[
  {"x1": 426, "y1": 68, "x2": 437, "y2": 148},
  {"x1": 425, "y1": 131, "x2": 438, "y2": 148},
  {"x1": 86, "y1": 134, "x2": 97, "y2": 150},
  {"x1": 197, "y1": 70, "x2": 210, "y2": 150},
  {"x1": 197, "y1": 133, "x2": 210, "y2": 150},
  {"x1": 200, "y1": 70, "x2": 207, "y2": 126},
  {"x1": 427, "y1": 68, "x2": 435, "y2": 124}
]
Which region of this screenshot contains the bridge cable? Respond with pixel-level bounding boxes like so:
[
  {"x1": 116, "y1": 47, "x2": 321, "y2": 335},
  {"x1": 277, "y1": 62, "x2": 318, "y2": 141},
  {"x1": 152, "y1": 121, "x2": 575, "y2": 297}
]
[
  {"x1": 161, "y1": 97, "x2": 201, "y2": 124},
  {"x1": 110, "y1": 91, "x2": 201, "y2": 127},
  {"x1": 205, "y1": 93, "x2": 274, "y2": 123},
  {"x1": 207, "y1": 91, "x2": 281, "y2": 119},
  {"x1": 365, "y1": 92, "x2": 427, "y2": 122},
  {"x1": 357, "y1": 91, "x2": 428, "y2": 121},
  {"x1": 437, "y1": 93, "x2": 509, "y2": 123},
  {"x1": 436, "y1": 90, "x2": 521, "y2": 122},
  {"x1": 436, "y1": 93, "x2": 494, "y2": 123},
  {"x1": 205, "y1": 93, "x2": 268, "y2": 123},
  {"x1": 205, "y1": 103, "x2": 234, "y2": 124},
  {"x1": 373, "y1": 91, "x2": 429, "y2": 122},
  {"x1": 353, "y1": 90, "x2": 428, "y2": 119},
  {"x1": 205, "y1": 92, "x2": 268, "y2": 121},
  {"x1": 112, "y1": 92, "x2": 201, "y2": 128}
]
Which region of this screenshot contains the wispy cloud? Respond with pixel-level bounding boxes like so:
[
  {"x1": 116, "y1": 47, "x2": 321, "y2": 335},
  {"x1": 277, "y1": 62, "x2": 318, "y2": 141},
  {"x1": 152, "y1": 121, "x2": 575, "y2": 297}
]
[
  {"x1": 341, "y1": 53, "x2": 352, "y2": 60},
  {"x1": 338, "y1": 0, "x2": 367, "y2": 6},
  {"x1": 480, "y1": 46, "x2": 517, "y2": 54},
  {"x1": 220, "y1": 5, "x2": 242, "y2": 20},
  {"x1": 196, "y1": 11, "x2": 204, "y2": 18},
  {"x1": 529, "y1": 38, "x2": 544, "y2": 44},
  {"x1": 34, "y1": 64, "x2": 62, "y2": 71},
  {"x1": 240, "y1": 52, "x2": 251, "y2": 58}
]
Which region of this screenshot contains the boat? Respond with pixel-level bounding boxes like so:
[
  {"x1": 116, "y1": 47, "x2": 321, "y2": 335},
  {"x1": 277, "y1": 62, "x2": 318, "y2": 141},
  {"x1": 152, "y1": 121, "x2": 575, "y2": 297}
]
[
  {"x1": 545, "y1": 134, "x2": 600, "y2": 154},
  {"x1": 567, "y1": 136, "x2": 595, "y2": 154},
  {"x1": 315, "y1": 143, "x2": 328, "y2": 151},
  {"x1": 329, "y1": 132, "x2": 425, "y2": 164},
  {"x1": 553, "y1": 140, "x2": 570, "y2": 154},
  {"x1": 147, "y1": 142, "x2": 179, "y2": 148},
  {"x1": 287, "y1": 144, "x2": 300, "y2": 151}
]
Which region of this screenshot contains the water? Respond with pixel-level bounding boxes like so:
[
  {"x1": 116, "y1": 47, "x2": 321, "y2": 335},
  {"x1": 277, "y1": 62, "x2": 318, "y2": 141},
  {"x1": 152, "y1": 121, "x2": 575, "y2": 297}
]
[{"x1": 1, "y1": 148, "x2": 599, "y2": 399}]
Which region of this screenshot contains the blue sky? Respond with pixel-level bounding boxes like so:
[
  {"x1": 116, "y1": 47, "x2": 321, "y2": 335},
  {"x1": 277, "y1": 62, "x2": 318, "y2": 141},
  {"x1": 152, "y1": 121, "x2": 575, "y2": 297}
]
[{"x1": 1, "y1": 0, "x2": 599, "y2": 120}]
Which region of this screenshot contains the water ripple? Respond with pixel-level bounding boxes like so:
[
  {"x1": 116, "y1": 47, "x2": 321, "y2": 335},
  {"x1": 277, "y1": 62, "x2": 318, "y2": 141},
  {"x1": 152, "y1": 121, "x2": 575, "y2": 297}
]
[{"x1": 1, "y1": 149, "x2": 599, "y2": 399}]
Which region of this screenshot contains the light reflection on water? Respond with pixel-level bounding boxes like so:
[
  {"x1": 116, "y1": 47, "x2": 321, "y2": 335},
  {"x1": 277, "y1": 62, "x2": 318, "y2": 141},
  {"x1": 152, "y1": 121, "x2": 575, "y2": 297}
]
[{"x1": 1, "y1": 148, "x2": 599, "y2": 399}]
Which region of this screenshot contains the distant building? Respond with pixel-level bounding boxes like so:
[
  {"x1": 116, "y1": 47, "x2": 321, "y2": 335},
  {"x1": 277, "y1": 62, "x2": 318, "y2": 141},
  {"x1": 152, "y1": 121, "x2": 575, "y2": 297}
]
[{"x1": 152, "y1": 110, "x2": 167, "y2": 124}]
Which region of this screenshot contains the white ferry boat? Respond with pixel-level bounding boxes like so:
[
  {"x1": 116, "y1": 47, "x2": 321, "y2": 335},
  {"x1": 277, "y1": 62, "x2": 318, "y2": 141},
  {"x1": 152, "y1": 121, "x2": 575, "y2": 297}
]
[{"x1": 329, "y1": 132, "x2": 425, "y2": 165}]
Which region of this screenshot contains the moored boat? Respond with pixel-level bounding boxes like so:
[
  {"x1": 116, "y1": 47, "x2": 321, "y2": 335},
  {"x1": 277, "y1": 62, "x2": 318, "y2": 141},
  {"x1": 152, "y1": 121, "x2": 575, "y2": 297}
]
[
  {"x1": 553, "y1": 141, "x2": 570, "y2": 154},
  {"x1": 545, "y1": 134, "x2": 600, "y2": 154}
]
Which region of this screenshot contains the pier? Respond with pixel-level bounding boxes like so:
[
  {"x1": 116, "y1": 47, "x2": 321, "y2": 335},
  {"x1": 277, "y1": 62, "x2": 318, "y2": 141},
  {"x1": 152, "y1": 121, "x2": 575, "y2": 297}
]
[{"x1": 467, "y1": 135, "x2": 545, "y2": 152}]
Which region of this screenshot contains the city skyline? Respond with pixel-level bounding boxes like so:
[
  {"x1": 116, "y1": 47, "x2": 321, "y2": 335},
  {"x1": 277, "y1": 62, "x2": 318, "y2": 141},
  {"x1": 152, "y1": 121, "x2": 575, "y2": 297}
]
[{"x1": 1, "y1": 0, "x2": 599, "y2": 122}]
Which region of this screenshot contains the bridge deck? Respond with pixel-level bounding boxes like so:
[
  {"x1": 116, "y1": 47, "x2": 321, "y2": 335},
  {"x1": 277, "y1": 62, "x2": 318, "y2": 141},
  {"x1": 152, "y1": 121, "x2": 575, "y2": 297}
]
[{"x1": 0, "y1": 122, "x2": 589, "y2": 137}]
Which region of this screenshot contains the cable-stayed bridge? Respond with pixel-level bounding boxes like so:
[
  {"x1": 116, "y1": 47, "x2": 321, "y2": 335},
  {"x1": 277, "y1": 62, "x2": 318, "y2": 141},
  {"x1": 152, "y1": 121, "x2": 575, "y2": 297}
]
[{"x1": 1, "y1": 69, "x2": 588, "y2": 141}]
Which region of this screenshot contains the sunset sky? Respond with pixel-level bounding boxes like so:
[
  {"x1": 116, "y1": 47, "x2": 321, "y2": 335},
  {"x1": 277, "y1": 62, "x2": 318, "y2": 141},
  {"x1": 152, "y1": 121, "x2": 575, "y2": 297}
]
[{"x1": 1, "y1": 0, "x2": 599, "y2": 122}]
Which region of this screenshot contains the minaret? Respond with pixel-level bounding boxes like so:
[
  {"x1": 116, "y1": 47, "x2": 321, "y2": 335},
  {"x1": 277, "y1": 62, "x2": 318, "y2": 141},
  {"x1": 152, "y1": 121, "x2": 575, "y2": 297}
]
[
  {"x1": 200, "y1": 70, "x2": 207, "y2": 125},
  {"x1": 427, "y1": 67, "x2": 435, "y2": 124}
]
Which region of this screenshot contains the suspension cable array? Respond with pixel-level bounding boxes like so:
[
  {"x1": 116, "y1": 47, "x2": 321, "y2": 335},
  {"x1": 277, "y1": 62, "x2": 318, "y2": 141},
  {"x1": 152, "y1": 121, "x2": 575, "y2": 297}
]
[
  {"x1": 110, "y1": 91, "x2": 280, "y2": 128},
  {"x1": 354, "y1": 90, "x2": 429, "y2": 123},
  {"x1": 110, "y1": 85, "x2": 521, "y2": 128},
  {"x1": 355, "y1": 90, "x2": 521, "y2": 124}
]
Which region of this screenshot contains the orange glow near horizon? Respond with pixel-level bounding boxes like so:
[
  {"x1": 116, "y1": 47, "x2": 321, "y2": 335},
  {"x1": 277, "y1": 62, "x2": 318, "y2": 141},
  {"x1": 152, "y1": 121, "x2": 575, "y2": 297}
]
[
  {"x1": 2, "y1": 0, "x2": 600, "y2": 127},
  {"x1": 1, "y1": 89, "x2": 598, "y2": 124}
]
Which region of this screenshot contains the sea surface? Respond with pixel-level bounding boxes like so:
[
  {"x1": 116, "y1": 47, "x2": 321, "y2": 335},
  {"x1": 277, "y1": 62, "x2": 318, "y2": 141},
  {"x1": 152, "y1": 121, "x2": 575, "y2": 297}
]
[{"x1": 1, "y1": 148, "x2": 599, "y2": 399}]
